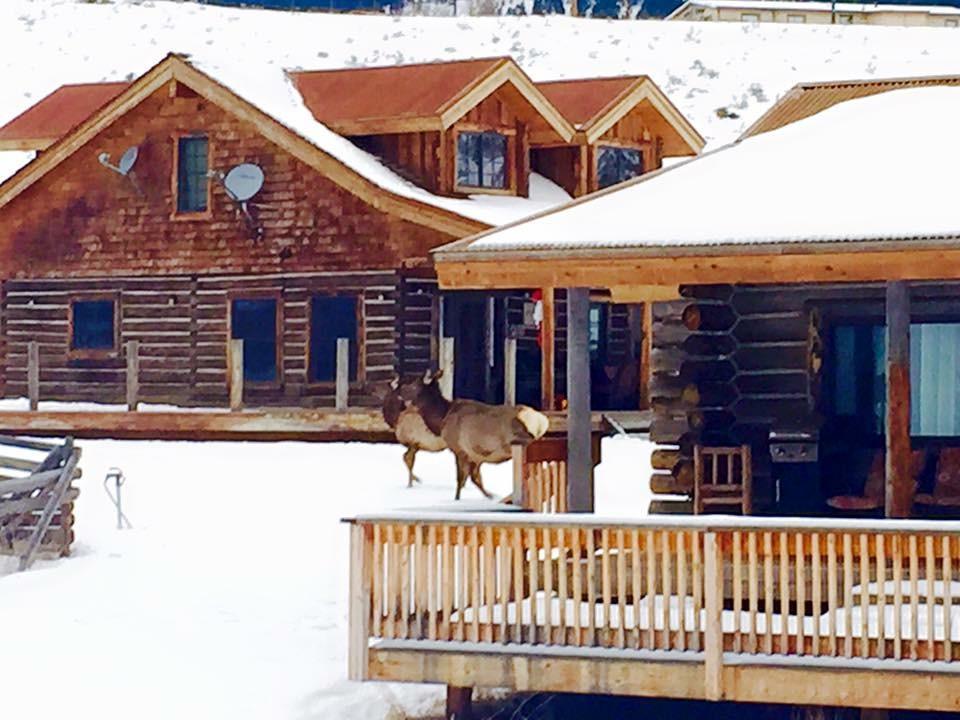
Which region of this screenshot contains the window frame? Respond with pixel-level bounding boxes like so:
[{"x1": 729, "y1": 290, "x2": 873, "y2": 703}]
[
  {"x1": 786, "y1": 13, "x2": 806, "y2": 22},
  {"x1": 594, "y1": 142, "x2": 647, "y2": 191},
  {"x1": 227, "y1": 289, "x2": 283, "y2": 387},
  {"x1": 305, "y1": 293, "x2": 365, "y2": 386},
  {"x1": 68, "y1": 292, "x2": 120, "y2": 361},
  {"x1": 171, "y1": 133, "x2": 212, "y2": 220},
  {"x1": 740, "y1": 12, "x2": 761, "y2": 21},
  {"x1": 453, "y1": 126, "x2": 516, "y2": 196}
]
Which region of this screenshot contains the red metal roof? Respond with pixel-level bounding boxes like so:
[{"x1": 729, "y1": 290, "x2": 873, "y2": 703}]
[
  {"x1": 289, "y1": 58, "x2": 505, "y2": 128},
  {"x1": 536, "y1": 76, "x2": 643, "y2": 127},
  {"x1": 0, "y1": 82, "x2": 130, "y2": 149}
]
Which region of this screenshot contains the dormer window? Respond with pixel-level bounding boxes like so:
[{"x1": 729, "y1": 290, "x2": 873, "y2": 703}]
[
  {"x1": 456, "y1": 131, "x2": 508, "y2": 191},
  {"x1": 597, "y1": 146, "x2": 644, "y2": 190},
  {"x1": 176, "y1": 135, "x2": 209, "y2": 214}
]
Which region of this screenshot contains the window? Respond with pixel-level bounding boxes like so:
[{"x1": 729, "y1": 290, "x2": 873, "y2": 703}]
[
  {"x1": 231, "y1": 298, "x2": 278, "y2": 383},
  {"x1": 456, "y1": 131, "x2": 508, "y2": 190},
  {"x1": 176, "y1": 135, "x2": 209, "y2": 213},
  {"x1": 309, "y1": 296, "x2": 359, "y2": 383},
  {"x1": 596, "y1": 146, "x2": 644, "y2": 190},
  {"x1": 71, "y1": 299, "x2": 116, "y2": 352},
  {"x1": 787, "y1": 13, "x2": 806, "y2": 22},
  {"x1": 837, "y1": 13, "x2": 854, "y2": 23},
  {"x1": 741, "y1": 12, "x2": 760, "y2": 21},
  {"x1": 588, "y1": 302, "x2": 609, "y2": 362},
  {"x1": 831, "y1": 322, "x2": 960, "y2": 436}
]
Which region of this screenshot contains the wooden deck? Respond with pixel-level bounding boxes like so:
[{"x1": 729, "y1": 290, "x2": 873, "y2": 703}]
[
  {"x1": 346, "y1": 513, "x2": 960, "y2": 712},
  {"x1": 0, "y1": 409, "x2": 635, "y2": 442}
]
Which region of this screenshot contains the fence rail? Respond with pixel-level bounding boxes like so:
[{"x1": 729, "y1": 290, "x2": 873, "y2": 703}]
[{"x1": 347, "y1": 513, "x2": 960, "y2": 692}]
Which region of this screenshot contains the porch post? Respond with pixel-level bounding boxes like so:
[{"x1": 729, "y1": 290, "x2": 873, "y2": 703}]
[
  {"x1": 885, "y1": 281, "x2": 912, "y2": 519},
  {"x1": 566, "y1": 287, "x2": 594, "y2": 512},
  {"x1": 540, "y1": 287, "x2": 556, "y2": 411}
]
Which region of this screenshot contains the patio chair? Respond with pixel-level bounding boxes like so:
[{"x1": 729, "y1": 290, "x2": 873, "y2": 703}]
[
  {"x1": 693, "y1": 444, "x2": 752, "y2": 515},
  {"x1": 826, "y1": 449, "x2": 926, "y2": 511}
]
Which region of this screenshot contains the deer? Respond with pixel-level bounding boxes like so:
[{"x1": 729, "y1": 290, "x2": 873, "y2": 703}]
[
  {"x1": 401, "y1": 369, "x2": 550, "y2": 500},
  {"x1": 382, "y1": 376, "x2": 447, "y2": 488}
]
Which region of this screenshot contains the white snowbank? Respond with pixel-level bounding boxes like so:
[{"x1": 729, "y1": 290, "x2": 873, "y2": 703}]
[
  {"x1": 0, "y1": 435, "x2": 652, "y2": 720},
  {"x1": 463, "y1": 86, "x2": 960, "y2": 252},
  {"x1": 675, "y1": 0, "x2": 960, "y2": 15}
]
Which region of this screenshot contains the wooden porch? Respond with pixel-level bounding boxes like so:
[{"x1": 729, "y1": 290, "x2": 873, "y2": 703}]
[{"x1": 347, "y1": 512, "x2": 960, "y2": 712}]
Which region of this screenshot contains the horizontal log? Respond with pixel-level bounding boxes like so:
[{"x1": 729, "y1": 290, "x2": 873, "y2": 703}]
[
  {"x1": 647, "y1": 498, "x2": 693, "y2": 514},
  {"x1": 651, "y1": 448, "x2": 682, "y2": 471},
  {"x1": 651, "y1": 300, "x2": 689, "y2": 323},
  {"x1": 0, "y1": 469, "x2": 64, "y2": 496},
  {"x1": 681, "y1": 284, "x2": 734, "y2": 301},
  {"x1": 734, "y1": 312, "x2": 808, "y2": 343},
  {"x1": 650, "y1": 473, "x2": 692, "y2": 495},
  {"x1": 735, "y1": 371, "x2": 809, "y2": 396},
  {"x1": 682, "y1": 303, "x2": 737, "y2": 332},
  {"x1": 734, "y1": 341, "x2": 808, "y2": 371},
  {"x1": 683, "y1": 334, "x2": 737, "y2": 357},
  {"x1": 650, "y1": 320, "x2": 692, "y2": 348}
]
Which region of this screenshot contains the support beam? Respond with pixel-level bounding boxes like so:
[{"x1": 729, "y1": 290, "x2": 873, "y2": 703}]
[
  {"x1": 885, "y1": 281, "x2": 912, "y2": 519},
  {"x1": 640, "y1": 302, "x2": 652, "y2": 410},
  {"x1": 504, "y1": 336, "x2": 517, "y2": 406},
  {"x1": 566, "y1": 287, "x2": 593, "y2": 512},
  {"x1": 540, "y1": 288, "x2": 556, "y2": 411},
  {"x1": 335, "y1": 338, "x2": 349, "y2": 411},
  {"x1": 445, "y1": 686, "x2": 472, "y2": 720}
]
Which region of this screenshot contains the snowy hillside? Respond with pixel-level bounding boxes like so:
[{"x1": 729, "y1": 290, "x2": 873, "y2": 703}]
[
  {"x1": 2, "y1": 0, "x2": 960, "y2": 154},
  {"x1": 0, "y1": 437, "x2": 652, "y2": 720}
]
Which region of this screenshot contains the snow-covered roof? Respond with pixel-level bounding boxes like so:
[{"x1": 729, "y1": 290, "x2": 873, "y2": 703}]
[
  {"x1": 3, "y1": 0, "x2": 960, "y2": 170},
  {"x1": 0, "y1": 151, "x2": 34, "y2": 184},
  {"x1": 440, "y1": 86, "x2": 960, "y2": 258},
  {"x1": 669, "y1": 0, "x2": 960, "y2": 15}
]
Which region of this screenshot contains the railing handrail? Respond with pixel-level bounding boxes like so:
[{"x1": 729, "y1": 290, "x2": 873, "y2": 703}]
[{"x1": 344, "y1": 510, "x2": 960, "y2": 535}]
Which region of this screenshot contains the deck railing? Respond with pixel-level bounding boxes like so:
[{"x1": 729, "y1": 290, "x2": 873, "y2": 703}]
[{"x1": 347, "y1": 513, "x2": 960, "y2": 691}]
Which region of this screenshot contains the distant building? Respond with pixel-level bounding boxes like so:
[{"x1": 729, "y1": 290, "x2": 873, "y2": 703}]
[{"x1": 668, "y1": 0, "x2": 960, "y2": 25}]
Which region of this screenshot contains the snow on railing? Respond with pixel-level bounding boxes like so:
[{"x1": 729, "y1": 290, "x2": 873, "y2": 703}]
[{"x1": 346, "y1": 513, "x2": 960, "y2": 687}]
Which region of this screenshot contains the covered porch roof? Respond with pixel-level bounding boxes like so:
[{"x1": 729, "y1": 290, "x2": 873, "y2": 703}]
[{"x1": 434, "y1": 85, "x2": 960, "y2": 294}]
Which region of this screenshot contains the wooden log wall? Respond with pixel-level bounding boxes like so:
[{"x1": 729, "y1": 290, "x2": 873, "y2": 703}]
[{"x1": 2, "y1": 271, "x2": 426, "y2": 408}]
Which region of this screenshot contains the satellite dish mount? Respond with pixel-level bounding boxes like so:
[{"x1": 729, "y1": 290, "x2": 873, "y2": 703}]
[
  {"x1": 98, "y1": 145, "x2": 142, "y2": 195},
  {"x1": 212, "y1": 163, "x2": 265, "y2": 241}
]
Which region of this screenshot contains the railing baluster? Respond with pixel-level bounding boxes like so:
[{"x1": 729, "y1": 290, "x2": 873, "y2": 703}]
[
  {"x1": 763, "y1": 532, "x2": 774, "y2": 654},
  {"x1": 843, "y1": 532, "x2": 853, "y2": 658},
  {"x1": 456, "y1": 525, "x2": 466, "y2": 642},
  {"x1": 795, "y1": 532, "x2": 805, "y2": 656},
  {"x1": 827, "y1": 532, "x2": 838, "y2": 656},
  {"x1": 944, "y1": 535, "x2": 953, "y2": 660},
  {"x1": 572, "y1": 527, "x2": 583, "y2": 646},
  {"x1": 860, "y1": 533, "x2": 870, "y2": 658},
  {"x1": 779, "y1": 532, "x2": 789, "y2": 653},
  {"x1": 632, "y1": 528, "x2": 642, "y2": 650},
  {"x1": 601, "y1": 528, "x2": 612, "y2": 646},
  {"x1": 499, "y1": 528, "x2": 509, "y2": 645},
  {"x1": 372, "y1": 523, "x2": 383, "y2": 638},
  {"x1": 483, "y1": 525, "x2": 495, "y2": 643},
  {"x1": 909, "y1": 534, "x2": 919, "y2": 660},
  {"x1": 470, "y1": 526, "x2": 481, "y2": 643},
  {"x1": 893, "y1": 533, "x2": 903, "y2": 660},
  {"x1": 587, "y1": 528, "x2": 597, "y2": 646},
  {"x1": 428, "y1": 525, "x2": 437, "y2": 641},
  {"x1": 617, "y1": 528, "x2": 628, "y2": 649},
  {"x1": 811, "y1": 532, "x2": 821, "y2": 657},
  {"x1": 512, "y1": 527, "x2": 524, "y2": 644},
  {"x1": 558, "y1": 527, "x2": 569, "y2": 646},
  {"x1": 877, "y1": 533, "x2": 886, "y2": 660},
  {"x1": 646, "y1": 530, "x2": 656, "y2": 649},
  {"x1": 692, "y1": 530, "x2": 703, "y2": 653},
  {"x1": 748, "y1": 531, "x2": 759, "y2": 653},
  {"x1": 528, "y1": 527, "x2": 540, "y2": 645},
  {"x1": 414, "y1": 525, "x2": 425, "y2": 640},
  {"x1": 677, "y1": 530, "x2": 687, "y2": 652},
  {"x1": 544, "y1": 525, "x2": 554, "y2": 644},
  {"x1": 926, "y1": 534, "x2": 936, "y2": 661},
  {"x1": 662, "y1": 529, "x2": 673, "y2": 650},
  {"x1": 442, "y1": 524, "x2": 452, "y2": 641}
]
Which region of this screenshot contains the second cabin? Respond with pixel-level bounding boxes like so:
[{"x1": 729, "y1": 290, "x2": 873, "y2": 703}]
[{"x1": 0, "y1": 54, "x2": 702, "y2": 411}]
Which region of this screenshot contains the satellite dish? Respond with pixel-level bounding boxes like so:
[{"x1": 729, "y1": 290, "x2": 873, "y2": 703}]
[
  {"x1": 98, "y1": 145, "x2": 139, "y2": 177},
  {"x1": 223, "y1": 163, "x2": 264, "y2": 202}
]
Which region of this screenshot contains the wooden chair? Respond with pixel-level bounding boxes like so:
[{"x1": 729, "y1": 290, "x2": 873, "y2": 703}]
[
  {"x1": 914, "y1": 446, "x2": 960, "y2": 509},
  {"x1": 827, "y1": 449, "x2": 926, "y2": 511},
  {"x1": 693, "y1": 445, "x2": 752, "y2": 515}
]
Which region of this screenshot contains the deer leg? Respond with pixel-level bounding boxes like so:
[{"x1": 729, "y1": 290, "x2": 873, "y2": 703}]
[
  {"x1": 403, "y1": 446, "x2": 421, "y2": 487},
  {"x1": 469, "y1": 463, "x2": 494, "y2": 499},
  {"x1": 454, "y1": 456, "x2": 469, "y2": 501}
]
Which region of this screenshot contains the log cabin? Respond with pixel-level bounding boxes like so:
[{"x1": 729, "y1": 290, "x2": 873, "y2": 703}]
[
  {"x1": 0, "y1": 54, "x2": 701, "y2": 411},
  {"x1": 344, "y1": 83, "x2": 960, "y2": 717}
]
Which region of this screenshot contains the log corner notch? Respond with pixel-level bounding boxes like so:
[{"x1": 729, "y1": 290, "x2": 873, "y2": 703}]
[{"x1": 885, "y1": 281, "x2": 912, "y2": 519}]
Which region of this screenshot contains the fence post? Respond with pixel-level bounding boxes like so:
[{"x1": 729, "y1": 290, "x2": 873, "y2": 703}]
[
  {"x1": 347, "y1": 522, "x2": 371, "y2": 681},
  {"x1": 126, "y1": 339, "x2": 139, "y2": 411},
  {"x1": 504, "y1": 336, "x2": 517, "y2": 406},
  {"x1": 27, "y1": 341, "x2": 39, "y2": 411},
  {"x1": 336, "y1": 338, "x2": 350, "y2": 412},
  {"x1": 229, "y1": 339, "x2": 244, "y2": 412},
  {"x1": 704, "y1": 530, "x2": 724, "y2": 700},
  {"x1": 440, "y1": 336, "x2": 454, "y2": 400}
]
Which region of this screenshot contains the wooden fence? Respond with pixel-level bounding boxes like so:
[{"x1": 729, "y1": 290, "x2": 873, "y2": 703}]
[{"x1": 347, "y1": 513, "x2": 960, "y2": 704}]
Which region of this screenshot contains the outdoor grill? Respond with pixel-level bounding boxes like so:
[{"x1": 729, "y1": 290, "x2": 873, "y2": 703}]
[{"x1": 769, "y1": 425, "x2": 823, "y2": 515}]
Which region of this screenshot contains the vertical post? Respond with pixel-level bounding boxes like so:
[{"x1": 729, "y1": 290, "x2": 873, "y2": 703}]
[
  {"x1": 704, "y1": 530, "x2": 724, "y2": 700},
  {"x1": 126, "y1": 339, "x2": 139, "y2": 412},
  {"x1": 440, "y1": 336, "x2": 455, "y2": 400},
  {"x1": 566, "y1": 287, "x2": 593, "y2": 513},
  {"x1": 27, "y1": 341, "x2": 39, "y2": 411},
  {"x1": 229, "y1": 339, "x2": 244, "y2": 412},
  {"x1": 504, "y1": 336, "x2": 517, "y2": 406},
  {"x1": 347, "y1": 522, "x2": 371, "y2": 681},
  {"x1": 445, "y1": 686, "x2": 473, "y2": 720},
  {"x1": 540, "y1": 288, "x2": 556, "y2": 411},
  {"x1": 886, "y1": 281, "x2": 912, "y2": 518},
  {"x1": 512, "y1": 445, "x2": 525, "y2": 509},
  {"x1": 336, "y1": 338, "x2": 350, "y2": 412},
  {"x1": 639, "y1": 302, "x2": 653, "y2": 410}
]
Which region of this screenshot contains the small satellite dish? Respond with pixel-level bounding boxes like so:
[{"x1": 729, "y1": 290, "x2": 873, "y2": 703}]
[
  {"x1": 98, "y1": 145, "x2": 139, "y2": 177},
  {"x1": 223, "y1": 163, "x2": 264, "y2": 202}
]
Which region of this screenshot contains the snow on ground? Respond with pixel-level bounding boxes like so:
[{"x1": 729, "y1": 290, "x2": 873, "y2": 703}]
[
  {"x1": 2, "y1": 0, "x2": 960, "y2": 159},
  {"x1": 0, "y1": 435, "x2": 651, "y2": 720},
  {"x1": 464, "y1": 85, "x2": 960, "y2": 252}
]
